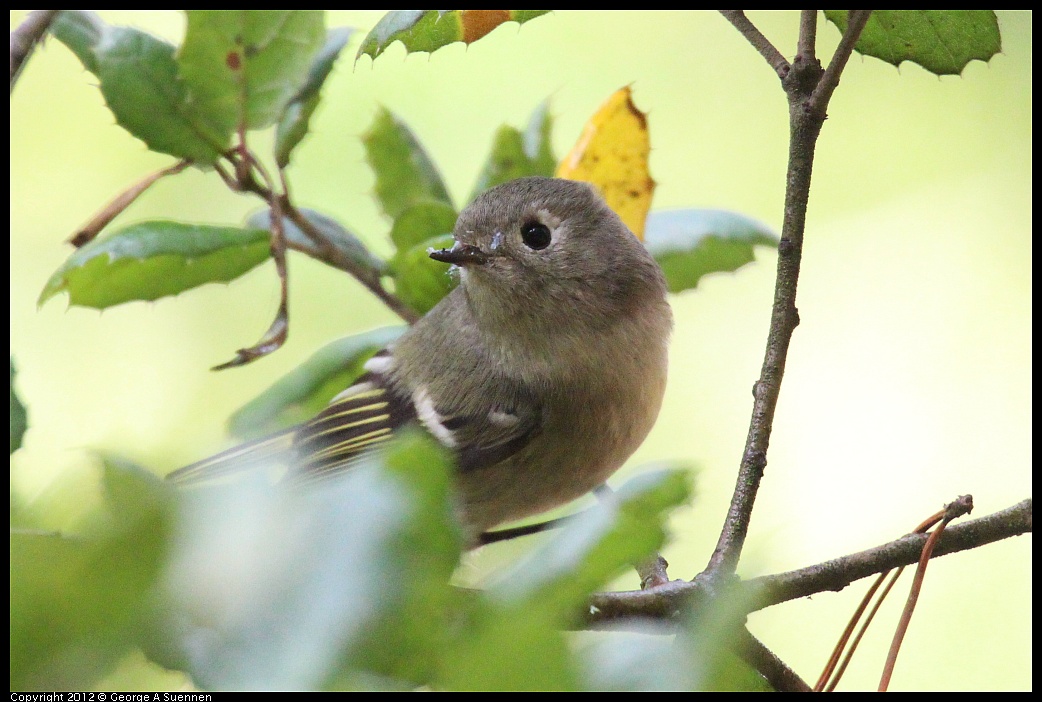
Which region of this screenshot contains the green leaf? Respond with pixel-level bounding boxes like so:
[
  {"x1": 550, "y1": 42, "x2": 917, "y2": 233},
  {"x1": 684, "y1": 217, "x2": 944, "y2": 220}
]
[
  {"x1": 165, "y1": 432, "x2": 461, "y2": 690},
  {"x1": 39, "y1": 222, "x2": 271, "y2": 309},
  {"x1": 824, "y1": 10, "x2": 1001, "y2": 75},
  {"x1": 10, "y1": 457, "x2": 172, "y2": 691},
  {"x1": 228, "y1": 326, "x2": 406, "y2": 439},
  {"x1": 643, "y1": 210, "x2": 778, "y2": 294},
  {"x1": 337, "y1": 431, "x2": 464, "y2": 685},
  {"x1": 247, "y1": 207, "x2": 386, "y2": 275},
  {"x1": 389, "y1": 201, "x2": 458, "y2": 252},
  {"x1": 392, "y1": 234, "x2": 457, "y2": 315},
  {"x1": 492, "y1": 468, "x2": 692, "y2": 613},
  {"x1": 50, "y1": 11, "x2": 226, "y2": 163},
  {"x1": 438, "y1": 467, "x2": 691, "y2": 691},
  {"x1": 10, "y1": 358, "x2": 27, "y2": 455},
  {"x1": 179, "y1": 10, "x2": 326, "y2": 139},
  {"x1": 48, "y1": 9, "x2": 104, "y2": 73},
  {"x1": 357, "y1": 10, "x2": 551, "y2": 62},
  {"x1": 363, "y1": 108, "x2": 453, "y2": 219},
  {"x1": 275, "y1": 26, "x2": 354, "y2": 167},
  {"x1": 437, "y1": 603, "x2": 580, "y2": 691},
  {"x1": 469, "y1": 101, "x2": 556, "y2": 202}
]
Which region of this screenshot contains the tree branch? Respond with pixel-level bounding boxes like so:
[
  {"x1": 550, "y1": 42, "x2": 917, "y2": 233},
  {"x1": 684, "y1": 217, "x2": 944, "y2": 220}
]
[
  {"x1": 745, "y1": 498, "x2": 1031, "y2": 611},
  {"x1": 808, "y1": 10, "x2": 873, "y2": 118},
  {"x1": 718, "y1": 11, "x2": 790, "y2": 78},
  {"x1": 10, "y1": 9, "x2": 60, "y2": 93},
  {"x1": 578, "y1": 499, "x2": 1031, "y2": 627},
  {"x1": 735, "y1": 627, "x2": 812, "y2": 692}
]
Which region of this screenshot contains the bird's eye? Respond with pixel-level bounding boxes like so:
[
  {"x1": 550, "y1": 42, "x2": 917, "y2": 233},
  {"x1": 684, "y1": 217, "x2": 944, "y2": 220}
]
[{"x1": 521, "y1": 221, "x2": 552, "y2": 250}]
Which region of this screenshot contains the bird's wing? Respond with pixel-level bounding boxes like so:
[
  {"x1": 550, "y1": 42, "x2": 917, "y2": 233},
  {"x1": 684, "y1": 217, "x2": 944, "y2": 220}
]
[
  {"x1": 290, "y1": 368, "x2": 542, "y2": 482},
  {"x1": 168, "y1": 354, "x2": 543, "y2": 486}
]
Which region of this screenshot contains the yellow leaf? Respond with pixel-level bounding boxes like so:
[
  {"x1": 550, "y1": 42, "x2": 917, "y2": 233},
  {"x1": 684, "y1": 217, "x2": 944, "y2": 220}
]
[{"x1": 556, "y1": 86, "x2": 654, "y2": 240}]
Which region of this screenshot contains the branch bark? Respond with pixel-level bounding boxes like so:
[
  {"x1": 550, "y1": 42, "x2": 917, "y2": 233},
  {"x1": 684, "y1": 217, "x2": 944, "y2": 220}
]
[
  {"x1": 579, "y1": 498, "x2": 1031, "y2": 627},
  {"x1": 10, "y1": 9, "x2": 60, "y2": 93}
]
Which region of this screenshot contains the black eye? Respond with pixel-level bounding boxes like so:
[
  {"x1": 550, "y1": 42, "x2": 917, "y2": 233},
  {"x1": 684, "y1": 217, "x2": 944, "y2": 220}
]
[{"x1": 521, "y1": 221, "x2": 552, "y2": 250}]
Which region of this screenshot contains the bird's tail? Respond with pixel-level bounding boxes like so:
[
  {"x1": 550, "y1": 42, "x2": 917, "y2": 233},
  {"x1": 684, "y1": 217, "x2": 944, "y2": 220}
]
[{"x1": 165, "y1": 427, "x2": 298, "y2": 485}]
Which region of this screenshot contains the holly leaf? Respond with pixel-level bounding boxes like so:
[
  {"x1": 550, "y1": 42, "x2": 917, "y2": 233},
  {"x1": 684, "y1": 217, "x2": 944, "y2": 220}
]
[
  {"x1": 824, "y1": 10, "x2": 1001, "y2": 75},
  {"x1": 39, "y1": 222, "x2": 271, "y2": 309},
  {"x1": 557, "y1": 87, "x2": 654, "y2": 239},
  {"x1": 644, "y1": 209, "x2": 778, "y2": 293},
  {"x1": 363, "y1": 108, "x2": 453, "y2": 219},
  {"x1": 392, "y1": 234, "x2": 458, "y2": 316},
  {"x1": 389, "y1": 201, "x2": 459, "y2": 252},
  {"x1": 50, "y1": 10, "x2": 226, "y2": 163},
  {"x1": 275, "y1": 27, "x2": 354, "y2": 167},
  {"x1": 470, "y1": 101, "x2": 556, "y2": 202},
  {"x1": 179, "y1": 10, "x2": 326, "y2": 140},
  {"x1": 357, "y1": 10, "x2": 550, "y2": 62}
]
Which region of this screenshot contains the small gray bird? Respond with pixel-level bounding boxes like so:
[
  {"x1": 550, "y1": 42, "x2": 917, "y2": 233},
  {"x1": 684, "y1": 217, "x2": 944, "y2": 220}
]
[{"x1": 169, "y1": 176, "x2": 672, "y2": 538}]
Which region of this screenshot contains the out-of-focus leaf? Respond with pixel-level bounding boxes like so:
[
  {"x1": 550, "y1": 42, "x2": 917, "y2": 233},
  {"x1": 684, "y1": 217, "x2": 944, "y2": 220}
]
[
  {"x1": 437, "y1": 603, "x2": 580, "y2": 691},
  {"x1": 576, "y1": 623, "x2": 699, "y2": 691},
  {"x1": 392, "y1": 234, "x2": 457, "y2": 315},
  {"x1": 674, "y1": 581, "x2": 772, "y2": 692},
  {"x1": 276, "y1": 27, "x2": 354, "y2": 167},
  {"x1": 363, "y1": 108, "x2": 453, "y2": 219},
  {"x1": 644, "y1": 209, "x2": 778, "y2": 293},
  {"x1": 247, "y1": 207, "x2": 386, "y2": 275},
  {"x1": 228, "y1": 326, "x2": 407, "y2": 439},
  {"x1": 50, "y1": 10, "x2": 225, "y2": 163},
  {"x1": 437, "y1": 467, "x2": 691, "y2": 691},
  {"x1": 179, "y1": 10, "x2": 326, "y2": 139},
  {"x1": 470, "y1": 101, "x2": 556, "y2": 201},
  {"x1": 357, "y1": 10, "x2": 550, "y2": 62},
  {"x1": 38, "y1": 222, "x2": 271, "y2": 309},
  {"x1": 557, "y1": 87, "x2": 654, "y2": 239},
  {"x1": 494, "y1": 467, "x2": 692, "y2": 612},
  {"x1": 824, "y1": 10, "x2": 1000, "y2": 75},
  {"x1": 10, "y1": 358, "x2": 27, "y2": 454},
  {"x1": 337, "y1": 432, "x2": 463, "y2": 685},
  {"x1": 48, "y1": 8, "x2": 104, "y2": 73},
  {"x1": 164, "y1": 432, "x2": 461, "y2": 690},
  {"x1": 389, "y1": 201, "x2": 458, "y2": 252},
  {"x1": 10, "y1": 457, "x2": 173, "y2": 691}
]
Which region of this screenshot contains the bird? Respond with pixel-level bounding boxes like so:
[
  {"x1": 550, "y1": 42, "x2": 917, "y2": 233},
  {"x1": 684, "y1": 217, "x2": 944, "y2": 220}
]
[{"x1": 168, "y1": 176, "x2": 672, "y2": 540}]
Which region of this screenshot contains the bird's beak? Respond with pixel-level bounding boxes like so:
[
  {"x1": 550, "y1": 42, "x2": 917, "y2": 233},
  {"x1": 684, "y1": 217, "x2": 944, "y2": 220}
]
[{"x1": 428, "y1": 244, "x2": 489, "y2": 266}]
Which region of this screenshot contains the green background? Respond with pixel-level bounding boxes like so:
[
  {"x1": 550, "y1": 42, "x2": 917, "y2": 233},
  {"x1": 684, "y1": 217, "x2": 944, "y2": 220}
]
[{"x1": 10, "y1": 10, "x2": 1031, "y2": 691}]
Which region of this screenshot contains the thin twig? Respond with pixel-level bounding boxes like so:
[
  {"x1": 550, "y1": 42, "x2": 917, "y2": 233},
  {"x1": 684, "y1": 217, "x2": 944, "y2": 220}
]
[
  {"x1": 226, "y1": 156, "x2": 420, "y2": 324},
  {"x1": 282, "y1": 204, "x2": 421, "y2": 324},
  {"x1": 797, "y1": 9, "x2": 818, "y2": 62},
  {"x1": 10, "y1": 9, "x2": 60, "y2": 93},
  {"x1": 735, "y1": 628, "x2": 812, "y2": 692},
  {"x1": 213, "y1": 148, "x2": 291, "y2": 369},
  {"x1": 68, "y1": 160, "x2": 191, "y2": 247},
  {"x1": 718, "y1": 10, "x2": 790, "y2": 78},
  {"x1": 808, "y1": 10, "x2": 873, "y2": 118}
]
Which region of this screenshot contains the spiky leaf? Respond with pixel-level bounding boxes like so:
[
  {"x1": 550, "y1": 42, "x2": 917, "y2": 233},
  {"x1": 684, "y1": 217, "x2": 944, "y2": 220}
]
[{"x1": 39, "y1": 222, "x2": 271, "y2": 309}]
